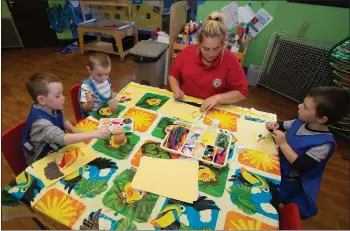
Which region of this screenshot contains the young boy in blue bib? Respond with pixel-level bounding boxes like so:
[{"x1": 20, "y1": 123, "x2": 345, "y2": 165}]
[
  {"x1": 266, "y1": 87, "x2": 349, "y2": 219},
  {"x1": 79, "y1": 52, "x2": 117, "y2": 118},
  {"x1": 22, "y1": 73, "x2": 111, "y2": 165}
]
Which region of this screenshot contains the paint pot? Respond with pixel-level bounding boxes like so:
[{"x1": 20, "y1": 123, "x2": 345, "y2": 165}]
[
  {"x1": 212, "y1": 119, "x2": 220, "y2": 129},
  {"x1": 111, "y1": 127, "x2": 126, "y2": 146},
  {"x1": 236, "y1": 144, "x2": 245, "y2": 155},
  {"x1": 108, "y1": 98, "x2": 119, "y2": 114}
]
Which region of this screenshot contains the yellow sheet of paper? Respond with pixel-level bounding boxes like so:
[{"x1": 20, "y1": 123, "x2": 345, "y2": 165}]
[
  {"x1": 131, "y1": 157, "x2": 199, "y2": 203},
  {"x1": 117, "y1": 84, "x2": 148, "y2": 107},
  {"x1": 30, "y1": 143, "x2": 96, "y2": 187},
  {"x1": 157, "y1": 98, "x2": 202, "y2": 123},
  {"x1": 236, "y1": 119, "x2": 278, "y2": 154}
]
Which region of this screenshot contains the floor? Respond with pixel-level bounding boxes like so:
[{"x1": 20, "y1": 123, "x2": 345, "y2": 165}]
[{"x1": 1, "y1": 47, "x2": 349, "y2": 230}]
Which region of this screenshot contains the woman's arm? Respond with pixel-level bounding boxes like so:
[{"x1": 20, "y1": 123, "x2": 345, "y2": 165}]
[
  {"x1": 216, "y1": 90, "x2": 246, "y2": 104},
  {"x1": 200, "y1": 90, "x2": 246, "y2": 111},
  {"x1": 168, "y1": 75, "x2": 184, "y2": 99}
]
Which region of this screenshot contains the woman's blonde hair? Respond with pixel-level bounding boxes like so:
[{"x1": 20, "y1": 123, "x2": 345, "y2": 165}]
[{"x1": 198, "y1": 12, "x2": 228, "y2": 45}]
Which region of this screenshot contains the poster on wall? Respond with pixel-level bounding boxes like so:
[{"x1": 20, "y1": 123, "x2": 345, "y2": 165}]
[
  {"x1": 221, "y1": 2, "x2": 239, "y2": 29},
  {"x1": 246, "y1": 8, "x2": 273, "y2": 38}
]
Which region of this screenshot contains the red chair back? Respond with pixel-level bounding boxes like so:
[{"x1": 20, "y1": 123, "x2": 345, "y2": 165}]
[
  {"x1": 70, "y1": 83, "x2": 84, "y2": 123},
  {"x1": 280, "y1": 203, "x2": 302, "y2": 230},
  {"x1": 1, "y1": 120, "x2": 28, "y2": 176}
]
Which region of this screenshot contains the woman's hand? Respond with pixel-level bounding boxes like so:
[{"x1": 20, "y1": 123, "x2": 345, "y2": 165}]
[
  {"x1": 201, "y1": 95, "x2": 220, "y2": 112},
  {"x1": 173, "y1": 88, "x2": 185, "y2": 99}
]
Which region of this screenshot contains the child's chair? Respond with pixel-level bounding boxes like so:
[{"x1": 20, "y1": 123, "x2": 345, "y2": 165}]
[
  {"x1": 70, "y1": 83, "x2": 84, "y2": 123},
  {"x1": 279, "y1": 203, "x2": 302, "y2": 230},
  {"x1": 1, "y1": 120, "x2": 48, "y2": 230},
  {"x1": 1, "y1": 120, "x2": 28, "y2": 176}
]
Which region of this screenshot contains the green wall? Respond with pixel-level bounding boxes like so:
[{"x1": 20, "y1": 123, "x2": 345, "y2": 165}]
[
  {"x1": 197, "y1": 1, "x2": 350, "y2": 67},
  {"x1": 2, "y1": 0, "x2": 11, "y2": 19}
]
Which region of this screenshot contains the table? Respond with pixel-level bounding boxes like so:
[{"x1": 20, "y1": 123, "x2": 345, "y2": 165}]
[
  {"x1": 78, "y1": 19, "x2": 138, "y2": 62},
  {"x1": 2, "y1": 82, "x2": 281, "y2": 230}
]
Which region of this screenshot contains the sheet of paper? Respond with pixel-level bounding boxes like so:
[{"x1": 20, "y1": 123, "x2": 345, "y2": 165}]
[
  {"x1": 238, "y1": 5, "x2": 255, "y2": 24},
  {"x1": 236, "y1": 119, "x2": 278, "y2": 154},
  {"x1": 117, "y1": 85, "x2": 148, "y2": 108},
  {"x1": 146, "y1": 0, "x2": 161, "y2": 7},
  {"x1": 131, "y1": 156, "x2": 199, "y2": 204},
  {"x1": 157, "y1": 98, "x2": 203, "y2": 123},
  {"x1": 247, "y1": 8, "x2": 273, "y2": 38},
  {"x1": 30, "y1": 143, "x2": 96, "y2": 187},
  {"x1": 221, "y1": 2, "x2": 239, "y2": 29}
]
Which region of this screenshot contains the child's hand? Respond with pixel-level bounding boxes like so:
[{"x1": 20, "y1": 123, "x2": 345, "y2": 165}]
[
  {"x1": 266, "y1": 122, "x2": 279, "y2": 131},
  {"x1": 93, "y1": 126, "x2": 111, "y2": 139},
  {"x1": 173, "y1": 88, "x2": 184, "y2": 99},
  {"x1": 112, "y1": 92, "x2": 118, "y2": 99},
  {"x1": 272, "y1": 130, "x2": 287, "y2": 146},
  {"x1": 86, "y1": 92, "x2": 94, "y2": 104}
]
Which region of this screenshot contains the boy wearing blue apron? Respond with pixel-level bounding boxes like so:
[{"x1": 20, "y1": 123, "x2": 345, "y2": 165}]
[
  {"x1": 266, "y1": 87, "x2": 349, "y2": 219},
  {"x1": 23, "y1": 73, "x2": 111, "y2": 165}
]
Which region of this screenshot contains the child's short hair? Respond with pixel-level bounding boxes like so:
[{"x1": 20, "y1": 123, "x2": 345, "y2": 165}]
[
  {"x1": 26, "y1": 73, "x2": 62, "y2": 103},
  {"x1": 88, "y1": 52, "x2": 111, "y2": 70},
  {"x1": 307, "y1": 87, "x2": 350, "y2": 124}
]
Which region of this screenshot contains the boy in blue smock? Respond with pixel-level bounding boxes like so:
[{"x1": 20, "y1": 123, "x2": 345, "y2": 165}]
[
  {"x1": 266, "y1": 87, "x2": 349, "y2": 219},
  {"x1": 22, "y1": 73, "x2": 111, "y2": 165}
]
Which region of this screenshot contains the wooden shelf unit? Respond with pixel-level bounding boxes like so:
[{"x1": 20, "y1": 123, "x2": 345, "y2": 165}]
[
  {"x1": 78, "y1": 1, "x2": 137, "y2": 61},
  {"x1": 77, "y1": 21, "x2": 138, "y2": 62}
]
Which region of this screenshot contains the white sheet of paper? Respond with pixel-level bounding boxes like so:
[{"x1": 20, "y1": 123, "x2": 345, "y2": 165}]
[{"x1": 221, "y1": 2, "x2": 239, "y2": 29}]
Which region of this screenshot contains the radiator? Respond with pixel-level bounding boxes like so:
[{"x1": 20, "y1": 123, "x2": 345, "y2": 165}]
[{"x1": 258, "y1": 31, "x2": 334, "y2": 103}]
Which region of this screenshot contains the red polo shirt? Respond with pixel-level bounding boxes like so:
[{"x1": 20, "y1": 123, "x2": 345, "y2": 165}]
[{"x1": 169, "y1": 45, "x2": 248, "y2": 99}]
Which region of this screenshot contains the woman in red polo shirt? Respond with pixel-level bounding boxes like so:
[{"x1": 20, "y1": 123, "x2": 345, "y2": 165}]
[{"x1": 168, "y1": 12, "x2": 248, "y2": 112}]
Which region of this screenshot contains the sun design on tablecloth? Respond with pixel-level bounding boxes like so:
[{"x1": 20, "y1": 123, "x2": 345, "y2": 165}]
[
  {"x1": 33, "y1": 188, "x2": 85, "y2": 228},
  {"x1": 75, "y1": 119, "x2": 99, "y2": 132},
  {"x1": 122, "y1": 108, "x2": 157, "y2": 132},
  {"x1": 238, "y1": 149, "x2": 280, "y2": 175},
  {"x1": 203, "y1": 109, "x2": 240, "y2": 132},
  {"x1": 224, "y1": 211, "x2": 277, "y2": 230}
]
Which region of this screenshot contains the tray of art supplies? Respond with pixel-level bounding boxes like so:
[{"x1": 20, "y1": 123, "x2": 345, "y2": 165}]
[
  {"x1": 99, "y1": 118, "x2": 134, "y2": 132},
  {"x1": 160, "y1": 121, "x2": 232, "y2": 168}
]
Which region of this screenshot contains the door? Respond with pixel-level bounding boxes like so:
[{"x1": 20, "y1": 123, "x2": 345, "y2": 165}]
[{"x1": 6, "y1": 0, "x2": 57, "y2": 48}]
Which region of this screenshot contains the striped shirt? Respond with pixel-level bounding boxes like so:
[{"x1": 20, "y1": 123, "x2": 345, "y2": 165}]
[{"x1": 80, "y1": 78, "x2": 112, "y2": 111}]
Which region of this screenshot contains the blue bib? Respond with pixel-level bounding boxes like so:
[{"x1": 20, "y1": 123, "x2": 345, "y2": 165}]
[
  {"x1": 22, "y1": 105, "x2": 65, "y2": 162},
  {"x1": 279, "y1": 119, "x2": 335, "y2": 219},
  {"x1": 78, "y1": 77, "x2": 112, "y2": 118}
]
